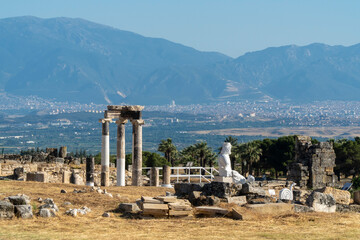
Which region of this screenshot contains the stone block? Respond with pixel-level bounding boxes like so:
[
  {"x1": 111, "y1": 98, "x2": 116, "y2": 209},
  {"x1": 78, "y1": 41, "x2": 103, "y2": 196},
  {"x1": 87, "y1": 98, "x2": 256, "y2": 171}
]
[
  {"x1": 194, "y1": 206, "x2": 229, "y2": 217},
  {"x1": 306, "y1": 191, "x2": 336, "y2": 213},
  {"x1": 142, "y1": 203, "x2": 169, "y2": 216},
  {"x1": 154, "y1": 196, "x2": 178, "y2": 203},
  {"x1": 168, "y1": 209, "x2": 192, "y2": 217},
  {"x1": 202, "y1": 181, "x2": 242, "y2": 198},
  {"x1": 26, "y1": 172, "x2": 47, "y2": 183},
  {"x1": 231, "y1": 208, "x2": 243, "y2": 220},
  {"x1": 14, "y1": 167, "x2": 25, "y2": 180},
  {"x1": 117, "y1": 203, "x2": 141, "y2": 213},
  {"x1": 8, "y1": 195, "x2": 30, "y2": 205},
  {"x1": 39, "y1": 208, "x2": 56, "y2": 218},
  {"x1": 241, "y1": 183, "x2": 265, "y2": 196},
  {"x1": 189, "y1": 191, "x2": 206, "y2": 206},
  {"x1": 349, "y1": 204, "x2": 360, "y2": 212},
  {"x1": 70, "y1": 172, "x2": 84, "y2": 185},
  {"x1": 226, "y1": 196, "x2": 247, "y2": 206},
  {"x1": 14, "y1": 205, "x2": 33, "y2": 219},
  {"x1": 168, "y1": 201, "x2": 192, "y2": 211},
  {"x1": 336, "y1": 204, "x2": 351, "y2": 213},
  {"x1": 316, "y1": 187, "x2": 351, "y2": 205},
  {"x1": 0, "y1": 200, "x2": 14, "y2": 219},
  {"x1": 174, "y1": 183, "x2": 204, "y2": 197},
  {"x1": 354, "y1": 191, "x2": 360, "y2": 205},
  {"x1": 62, "y1": 171, "x2": 71, "y2": 184},
  {"x1": 141, "y1": 196, "x2": 163, "y2": 204}
]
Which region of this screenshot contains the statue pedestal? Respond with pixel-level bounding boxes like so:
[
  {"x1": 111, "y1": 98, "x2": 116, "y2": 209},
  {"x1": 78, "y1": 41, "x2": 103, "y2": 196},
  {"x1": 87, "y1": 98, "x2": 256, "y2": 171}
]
[{"x1": 214, "y1": 176, "x2": 233, "y2": 183}]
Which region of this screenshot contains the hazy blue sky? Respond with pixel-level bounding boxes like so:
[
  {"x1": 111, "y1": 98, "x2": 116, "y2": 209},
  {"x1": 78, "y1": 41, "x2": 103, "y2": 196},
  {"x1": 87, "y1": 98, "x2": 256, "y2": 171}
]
[{"x1": 1, "y1": 1, "x2": 359, "y2": 57}]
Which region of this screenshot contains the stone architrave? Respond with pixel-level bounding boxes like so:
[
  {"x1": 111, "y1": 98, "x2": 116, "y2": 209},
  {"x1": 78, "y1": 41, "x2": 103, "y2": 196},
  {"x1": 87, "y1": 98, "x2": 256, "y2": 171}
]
[
  {"x1": 116, "y1": 119, "x2": 127, "y2": 186},
  {"x1": 131, "y1": 119, "x2": 144, "y2": 186},
  {"x1": 86, "y1": 157, "x2": 95, "y2": 186},
  {"x1": 100, "y1": 119, "x2": 110, "y2": 186},
  {"x1": 162, "y1": 165, "x2": 172, "y2": 188}
]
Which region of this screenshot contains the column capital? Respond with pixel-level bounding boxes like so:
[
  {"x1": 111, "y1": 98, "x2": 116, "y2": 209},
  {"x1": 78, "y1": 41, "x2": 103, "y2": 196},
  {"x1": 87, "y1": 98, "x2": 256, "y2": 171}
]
[
  {"x1": 116, "y1": 118, "x2": 128, "y2": 125},
  {"x1": 131, "y1": 119, "x2": 145, "y2": 126},
  {"x1": 99, "y1": 118, "x2": 113, "y2": 123}
]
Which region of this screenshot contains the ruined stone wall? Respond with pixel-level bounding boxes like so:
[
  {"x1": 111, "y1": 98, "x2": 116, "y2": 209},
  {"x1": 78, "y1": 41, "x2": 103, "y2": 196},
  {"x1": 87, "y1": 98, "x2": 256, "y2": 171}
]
[
  {"x1": 288, "y1": 136, "x2": 337, "y2": 189},
  {"x1": 0, "y1": 161, "x2": 131, "y2": 186}
]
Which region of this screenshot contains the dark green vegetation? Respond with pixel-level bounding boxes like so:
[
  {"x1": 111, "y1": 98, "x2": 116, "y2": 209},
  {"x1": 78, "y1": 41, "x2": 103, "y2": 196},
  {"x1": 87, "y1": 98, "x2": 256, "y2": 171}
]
[
  {"x1": 2, "y1": 17, "x2": 360, "y2": 104},
  {"x1": 333, "y1": 137, "x2": 360, "y2": 178}
]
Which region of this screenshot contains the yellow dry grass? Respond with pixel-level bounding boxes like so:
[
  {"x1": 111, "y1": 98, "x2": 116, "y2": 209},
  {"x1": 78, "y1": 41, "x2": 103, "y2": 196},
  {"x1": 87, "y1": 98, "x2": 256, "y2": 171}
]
[{"x1": 0, "y1": 181, "x2": 360, "y2": 240}]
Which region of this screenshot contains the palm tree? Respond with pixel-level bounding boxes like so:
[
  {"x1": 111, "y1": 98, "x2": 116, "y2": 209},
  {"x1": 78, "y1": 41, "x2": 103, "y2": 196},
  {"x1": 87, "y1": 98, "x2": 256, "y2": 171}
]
[
  {"x1": 241, "y1": 141, "x2": 262, "y2": 176},
  {"x1": 193, "y1": 142, "x2": 216, "y2": 174},
  {"x1": 158, "y1": 138, "x2": 177, "y2": 167},
  {"x1": 232, "y1": 143, "x2": 246, "y2": 175}
]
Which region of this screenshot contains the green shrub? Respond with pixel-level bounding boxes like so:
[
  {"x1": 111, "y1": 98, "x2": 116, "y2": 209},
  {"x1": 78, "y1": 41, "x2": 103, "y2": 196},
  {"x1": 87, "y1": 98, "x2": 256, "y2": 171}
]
[{"x1": 352, "y1": 176, "x2": 360, "y2": 190}]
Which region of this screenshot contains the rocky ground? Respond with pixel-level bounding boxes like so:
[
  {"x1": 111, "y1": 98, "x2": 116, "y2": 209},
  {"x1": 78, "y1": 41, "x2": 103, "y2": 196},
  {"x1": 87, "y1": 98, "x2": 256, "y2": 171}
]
[{"x1": 0, "y1": 181, "x2": 360, "y2": 240}]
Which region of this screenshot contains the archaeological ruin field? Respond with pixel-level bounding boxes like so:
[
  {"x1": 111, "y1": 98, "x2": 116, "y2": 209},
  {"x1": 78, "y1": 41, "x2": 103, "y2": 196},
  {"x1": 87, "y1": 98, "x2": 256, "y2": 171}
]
[{"x1": 0, "y1": 181, "x2": 360, "y2": 240}]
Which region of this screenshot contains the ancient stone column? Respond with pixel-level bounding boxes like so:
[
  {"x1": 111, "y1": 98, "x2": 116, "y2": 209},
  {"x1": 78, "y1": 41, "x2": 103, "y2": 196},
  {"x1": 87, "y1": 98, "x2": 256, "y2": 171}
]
[
  {"x1": 150, "y1": 167, "x2": 159, "y2": 187},
  {"x1": 162, "y1": 165, "x2": 172, "y2": 187},
  {"x1": 86, "y1": 157, "x2": 95, "y2": 186},
  {"x1": 100, "y1": 119, "x2": 110, "y2": 186},
  {"x1": 116, "y1": 119, "x2": 127, "y2": 186},
  {"x1": 131, "y1": 119, "x2": 144, "y2": 186},
  {"x1": 59, "y1": 146, "x2": 67, "y2": 158}
]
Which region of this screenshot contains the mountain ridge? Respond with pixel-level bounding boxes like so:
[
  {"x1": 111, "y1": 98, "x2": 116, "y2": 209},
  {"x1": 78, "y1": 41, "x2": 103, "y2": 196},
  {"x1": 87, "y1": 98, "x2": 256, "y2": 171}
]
[{"x1": 1, "y1": 16, "x2": 360, "y2": 105}]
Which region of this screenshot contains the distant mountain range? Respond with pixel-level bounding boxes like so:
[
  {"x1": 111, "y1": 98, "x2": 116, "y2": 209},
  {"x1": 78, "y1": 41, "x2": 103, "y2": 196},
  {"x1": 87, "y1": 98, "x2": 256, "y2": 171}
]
[{"x1": 1, "y1": 16, "x2": 360, "y2": 105}]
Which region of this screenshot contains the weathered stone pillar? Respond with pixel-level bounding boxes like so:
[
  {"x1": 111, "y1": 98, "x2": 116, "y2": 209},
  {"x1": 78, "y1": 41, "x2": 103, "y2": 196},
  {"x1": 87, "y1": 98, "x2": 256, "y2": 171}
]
[
  {"x1": 162, "y1": 165, "x2": 172, "y2": 187},
  {"x1": 116, "y1": 119, "x2": 127, "y2": 186},
  {"x1": 150, "y1": 167, "x2": 159, "y2": 187},
  {"x1": 86, "y1": 157, "x2": 94, "y2": 186},
  {"x1": 100, "y1": 119, "x2": 110, "y2": 186},
  {"x1": 131, "y1": 119, "x2": 144, "y2": 186},
  {"x1": 59, "y1": 146, "x2": 67, "y2": 158}
]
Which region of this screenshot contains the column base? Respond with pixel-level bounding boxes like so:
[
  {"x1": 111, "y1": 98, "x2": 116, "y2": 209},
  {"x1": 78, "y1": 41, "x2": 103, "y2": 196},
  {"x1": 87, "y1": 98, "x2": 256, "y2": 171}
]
[
  {"x1": 86, "y1": 182, "x2": 94, "y2": 187},
  {"x1": 101, "y1": 172, "x2": 110, "y2": 186}
]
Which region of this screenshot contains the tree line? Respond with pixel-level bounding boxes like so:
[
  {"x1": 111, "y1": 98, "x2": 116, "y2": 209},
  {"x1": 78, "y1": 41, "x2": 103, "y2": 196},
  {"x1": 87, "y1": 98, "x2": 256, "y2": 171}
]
[
  {"x1": 156, "y1": 136, "x2": 360, "y2": 179},
  {"x1": 20, "y1": 136, "x2": 360, "y2": 179}
]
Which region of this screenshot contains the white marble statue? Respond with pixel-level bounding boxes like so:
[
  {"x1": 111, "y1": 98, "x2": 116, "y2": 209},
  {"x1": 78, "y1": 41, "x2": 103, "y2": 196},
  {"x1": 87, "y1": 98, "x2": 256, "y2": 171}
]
[{"x1": 218, "y1": 142, "x2": 246, "y2": 184}]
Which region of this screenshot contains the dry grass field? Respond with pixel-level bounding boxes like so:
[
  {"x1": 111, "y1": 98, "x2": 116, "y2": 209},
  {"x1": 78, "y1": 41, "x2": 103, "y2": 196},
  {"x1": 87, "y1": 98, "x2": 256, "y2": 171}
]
[
  {"x1": 191, "y1": 126, "x2": 360, "y2": 138},
  {"x1": 0, "y1": 181, "x2": 360, "y2": 240}
]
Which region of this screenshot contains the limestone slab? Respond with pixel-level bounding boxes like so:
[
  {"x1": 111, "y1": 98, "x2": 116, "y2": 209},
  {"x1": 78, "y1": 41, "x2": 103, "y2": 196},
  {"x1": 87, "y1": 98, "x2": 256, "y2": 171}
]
[
  {"x1": 226, "y1": 196, "x2": 247, "y2": 206},
  {"x1": 194, "y1": 206, "x2": 229, "y2": 216}
]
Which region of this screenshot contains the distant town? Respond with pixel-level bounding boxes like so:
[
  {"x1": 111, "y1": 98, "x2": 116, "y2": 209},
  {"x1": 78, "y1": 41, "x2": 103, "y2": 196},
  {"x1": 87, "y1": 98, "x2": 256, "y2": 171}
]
[{"x1": 1, "y1": 93, "x2": 360, "y2": 154}]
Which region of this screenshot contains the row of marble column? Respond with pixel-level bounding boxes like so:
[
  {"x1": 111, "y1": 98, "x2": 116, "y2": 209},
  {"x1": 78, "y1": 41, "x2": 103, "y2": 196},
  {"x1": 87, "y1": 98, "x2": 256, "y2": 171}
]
[
  {"x1": 100, "y1": 118, "x2": 144, "y2": 186},
  {"x1": 86, "y1": 157, "x2": 171, "y2": 187}
]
